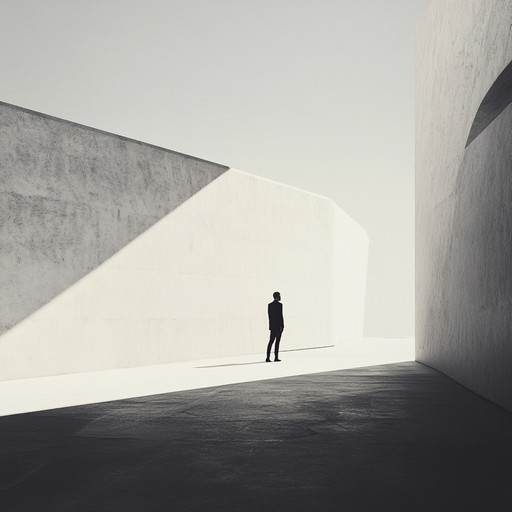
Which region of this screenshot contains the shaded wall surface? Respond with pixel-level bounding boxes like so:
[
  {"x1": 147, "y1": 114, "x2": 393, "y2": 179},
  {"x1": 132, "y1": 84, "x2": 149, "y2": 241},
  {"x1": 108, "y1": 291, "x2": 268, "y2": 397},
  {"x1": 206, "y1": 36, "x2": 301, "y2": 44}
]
[
  {"x1": 416, "y1": 0, "x2": 512, "y2": 410},
  {"x1": 0, "y1": 103, "x2": 368, "y2": 380},
  {"x1": 0, "y1": 101, "x2": 228, "y2": 335}
]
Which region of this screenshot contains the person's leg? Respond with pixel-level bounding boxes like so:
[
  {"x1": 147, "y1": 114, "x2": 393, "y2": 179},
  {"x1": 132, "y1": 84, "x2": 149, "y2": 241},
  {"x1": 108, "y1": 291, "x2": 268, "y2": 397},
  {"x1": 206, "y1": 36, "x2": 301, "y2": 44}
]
[
  {"x1": 266, "y1": 332, "x2": 276, "y2": 361},
  {"x1": 274, "y1": 331, "x2": 282, "y2": 361}
]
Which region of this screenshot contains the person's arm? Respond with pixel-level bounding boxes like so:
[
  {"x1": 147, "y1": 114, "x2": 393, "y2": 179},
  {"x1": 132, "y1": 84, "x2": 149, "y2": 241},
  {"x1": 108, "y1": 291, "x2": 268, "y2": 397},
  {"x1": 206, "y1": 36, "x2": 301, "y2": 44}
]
[
  {"x1": 268, "y1": 304, "x2": 271, "y2": 330},
  {"x1": 281, "y1": 304, "x2": 284, "y2": 330}
]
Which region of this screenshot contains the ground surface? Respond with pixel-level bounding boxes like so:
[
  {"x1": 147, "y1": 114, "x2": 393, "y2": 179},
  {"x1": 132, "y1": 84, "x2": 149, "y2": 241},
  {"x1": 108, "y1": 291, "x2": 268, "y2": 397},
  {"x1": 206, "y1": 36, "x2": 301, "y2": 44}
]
[
  {"x1": 1, "y1": 361, "x2": 512, "y2": 511},
  {"x1": 0, "y1": 337, "x2": 414, "y2": 416}
]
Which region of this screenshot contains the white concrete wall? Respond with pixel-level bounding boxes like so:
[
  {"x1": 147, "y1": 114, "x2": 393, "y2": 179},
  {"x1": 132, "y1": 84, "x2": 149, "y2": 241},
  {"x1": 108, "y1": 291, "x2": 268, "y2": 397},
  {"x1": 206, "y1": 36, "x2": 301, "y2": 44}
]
[
  {"x1": 0, "y1": 169, "x2": 368, "y2": 380},
  {"x1": 416, "y1": 0, "x2": 512, "y2": 411}
]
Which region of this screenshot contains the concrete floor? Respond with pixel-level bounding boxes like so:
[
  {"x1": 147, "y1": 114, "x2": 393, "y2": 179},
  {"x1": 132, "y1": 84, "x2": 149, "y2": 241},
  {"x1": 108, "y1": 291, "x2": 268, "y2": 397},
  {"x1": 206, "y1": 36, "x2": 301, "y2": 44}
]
[{"x1": 1, "y1": 361, "x2": 512, "y2": 511}]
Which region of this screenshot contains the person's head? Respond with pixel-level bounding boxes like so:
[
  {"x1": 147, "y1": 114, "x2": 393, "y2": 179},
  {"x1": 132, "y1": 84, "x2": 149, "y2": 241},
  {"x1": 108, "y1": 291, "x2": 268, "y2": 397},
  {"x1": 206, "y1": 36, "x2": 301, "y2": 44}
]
[{"x1": 273, "y1": 291, "x2": 281, "y2": 301}]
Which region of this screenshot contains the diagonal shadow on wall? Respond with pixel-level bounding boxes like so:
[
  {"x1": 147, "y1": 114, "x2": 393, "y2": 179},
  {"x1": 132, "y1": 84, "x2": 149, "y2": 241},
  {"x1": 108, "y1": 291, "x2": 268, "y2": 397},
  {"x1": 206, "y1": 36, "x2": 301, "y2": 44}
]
[
  {"x1": 422, "y1": 61, "x2": 512, "y2": 411},
  {"x1": 0, "y1": 101, "x2": 228, "y2": 336}
]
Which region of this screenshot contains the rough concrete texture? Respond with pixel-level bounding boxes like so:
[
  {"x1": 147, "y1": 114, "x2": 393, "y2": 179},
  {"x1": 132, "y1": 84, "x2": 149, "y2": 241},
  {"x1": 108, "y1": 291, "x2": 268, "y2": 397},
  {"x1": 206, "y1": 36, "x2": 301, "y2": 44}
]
[
  {"x1": 416, "y1": 1, "x2": 512, "y2": 410},
  {"x1": 1, "y1": 362, "x2": 512, "y2": 511},
  {"x1": 0, "y1": 101, "x2": 228, "y2": 336},
  {"x1": 0, "y1": 167, "x2": 368, "y2": 380},
  {"x1": 466, "y1": 59, "x2": 512, "y2": 146}
]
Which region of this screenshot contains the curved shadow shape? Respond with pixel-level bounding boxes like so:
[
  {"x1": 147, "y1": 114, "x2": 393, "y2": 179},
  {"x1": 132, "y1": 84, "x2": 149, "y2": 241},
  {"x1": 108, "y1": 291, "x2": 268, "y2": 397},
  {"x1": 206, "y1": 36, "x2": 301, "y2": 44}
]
[{"x1": 466, "y1": 60, "x2": 512, "y2": 147}]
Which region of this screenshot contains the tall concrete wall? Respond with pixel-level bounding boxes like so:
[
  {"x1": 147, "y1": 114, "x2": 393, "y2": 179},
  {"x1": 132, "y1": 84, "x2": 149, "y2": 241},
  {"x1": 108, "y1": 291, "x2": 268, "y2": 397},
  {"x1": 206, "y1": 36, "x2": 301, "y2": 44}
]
[
  {"x1": 0, "y1": 103, "x2": 368, "y2": 380},
  {"x1": 0, "y1": 101, "x2": 228, "y2": 336},
  {"x1": 416, "y1": 0, "x2": 512, "y2": 410}
]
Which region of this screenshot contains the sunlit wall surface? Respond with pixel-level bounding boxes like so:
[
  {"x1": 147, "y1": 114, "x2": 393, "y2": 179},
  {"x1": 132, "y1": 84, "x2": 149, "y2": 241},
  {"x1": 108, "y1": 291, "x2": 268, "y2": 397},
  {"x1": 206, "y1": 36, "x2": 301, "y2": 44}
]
[
  {"x1": 0, "y1": 101, "x2": 228, "y2": 336},
  {"x1": 416, "y1": 0, "x2": 512, "y2": 411},
  {"x1": 0, "y1": 103, "x2": 368, "y2": 380}
]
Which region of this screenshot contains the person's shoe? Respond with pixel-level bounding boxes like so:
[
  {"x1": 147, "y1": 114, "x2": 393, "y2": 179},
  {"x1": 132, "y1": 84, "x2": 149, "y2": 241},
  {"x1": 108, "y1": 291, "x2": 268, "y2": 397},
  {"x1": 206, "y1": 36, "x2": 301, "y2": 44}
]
[
  {"x1": 265, "y1": 358, "x2": 272, "y2": 362},
  {"x1": 274, "y1": 358, "x2": 281, "y2": 362}
]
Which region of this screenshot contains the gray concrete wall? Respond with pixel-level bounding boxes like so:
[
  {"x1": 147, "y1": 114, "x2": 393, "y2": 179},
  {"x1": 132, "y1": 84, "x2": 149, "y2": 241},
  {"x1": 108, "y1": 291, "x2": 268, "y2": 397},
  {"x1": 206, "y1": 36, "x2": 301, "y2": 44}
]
[
  {"x1": 416, "y1": 0, "x2": 512, "y2": 410},
  {"x1": 0, "y1": 102, "x2": 368, "y2": 380},
  {"x1": 0, "y1": 101, "x2": 228, "y2": 335},
  {"x1": 0, "y1": 169, "x2": 368, "y2": 380}
]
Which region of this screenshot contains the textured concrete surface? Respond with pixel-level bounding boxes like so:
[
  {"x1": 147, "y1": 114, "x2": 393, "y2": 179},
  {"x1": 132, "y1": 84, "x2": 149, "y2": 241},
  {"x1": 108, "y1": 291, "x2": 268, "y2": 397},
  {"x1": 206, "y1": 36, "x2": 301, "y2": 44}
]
[
  {"x1": 416, "y1": 1, "x2": 512, "y2": 410},
  {"x1": 0, "y1": 102, "x2": 368, "y2": 381},
  {"x1": 0, "y1": 337, "x2": 414, "y2": 416},
  {"x1": 0, "y1": 101, "x2": 227, "y2": 336},
  {"x1": 0, "y1": 166, "x2": 367, "y2": 381},
  {"x1": 1, "y1": 362, "x2": 512, "y2": 511},
  {"x1": 466, "y1": 59, "x2": 512, "y2": 146}
]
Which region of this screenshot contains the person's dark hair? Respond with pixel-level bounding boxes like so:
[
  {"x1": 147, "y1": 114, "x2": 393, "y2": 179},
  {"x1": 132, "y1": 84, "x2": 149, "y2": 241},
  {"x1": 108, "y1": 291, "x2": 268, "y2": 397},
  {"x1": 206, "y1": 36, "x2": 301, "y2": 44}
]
[{"x1": 273, "y1": 291, "x2": 280, "y2": 300}]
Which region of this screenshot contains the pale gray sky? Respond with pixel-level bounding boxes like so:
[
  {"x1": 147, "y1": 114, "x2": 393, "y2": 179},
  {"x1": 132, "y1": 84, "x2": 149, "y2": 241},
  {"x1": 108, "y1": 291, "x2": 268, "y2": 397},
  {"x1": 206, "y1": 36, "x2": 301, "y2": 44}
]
[{"x1": 0, "y1": 0, "x2": 431, "y2": 336}]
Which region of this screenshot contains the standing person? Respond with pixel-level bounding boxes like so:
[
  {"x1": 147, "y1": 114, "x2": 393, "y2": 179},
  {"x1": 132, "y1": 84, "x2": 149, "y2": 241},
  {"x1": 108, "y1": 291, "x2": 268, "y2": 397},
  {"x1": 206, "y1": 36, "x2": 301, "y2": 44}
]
[{"x1": 266, "y1": 291, "x2": 284, "y2": 362}]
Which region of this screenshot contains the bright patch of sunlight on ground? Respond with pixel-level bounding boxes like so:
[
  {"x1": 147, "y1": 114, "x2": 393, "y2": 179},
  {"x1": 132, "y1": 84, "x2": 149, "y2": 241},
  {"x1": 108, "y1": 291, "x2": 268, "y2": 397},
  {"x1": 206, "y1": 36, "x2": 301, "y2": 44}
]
[{"x1": 0, "y1": 337, "x2": 414, "y2": 416}]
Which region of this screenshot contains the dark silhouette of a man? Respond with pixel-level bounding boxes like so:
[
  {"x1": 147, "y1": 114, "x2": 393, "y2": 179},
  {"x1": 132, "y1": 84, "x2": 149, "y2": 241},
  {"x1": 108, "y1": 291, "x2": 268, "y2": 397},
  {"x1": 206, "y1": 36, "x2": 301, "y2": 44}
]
[{"x1": 266, "y1": 291, "x2": 284, "y2": 362}]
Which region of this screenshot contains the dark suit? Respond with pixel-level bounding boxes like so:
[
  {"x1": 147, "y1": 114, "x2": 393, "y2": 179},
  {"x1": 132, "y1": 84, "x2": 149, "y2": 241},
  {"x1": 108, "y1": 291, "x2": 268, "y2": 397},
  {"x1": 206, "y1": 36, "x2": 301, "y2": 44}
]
[{"x1": 267, "y1": 300, "x2": 284, "y2": 360}]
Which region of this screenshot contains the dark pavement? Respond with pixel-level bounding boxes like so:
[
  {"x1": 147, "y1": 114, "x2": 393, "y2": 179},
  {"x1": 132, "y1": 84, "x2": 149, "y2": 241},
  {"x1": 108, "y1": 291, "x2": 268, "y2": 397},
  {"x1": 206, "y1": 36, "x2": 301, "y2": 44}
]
[{"x1": 1, "y1": 361, "x2": 512, "y2": 511}]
